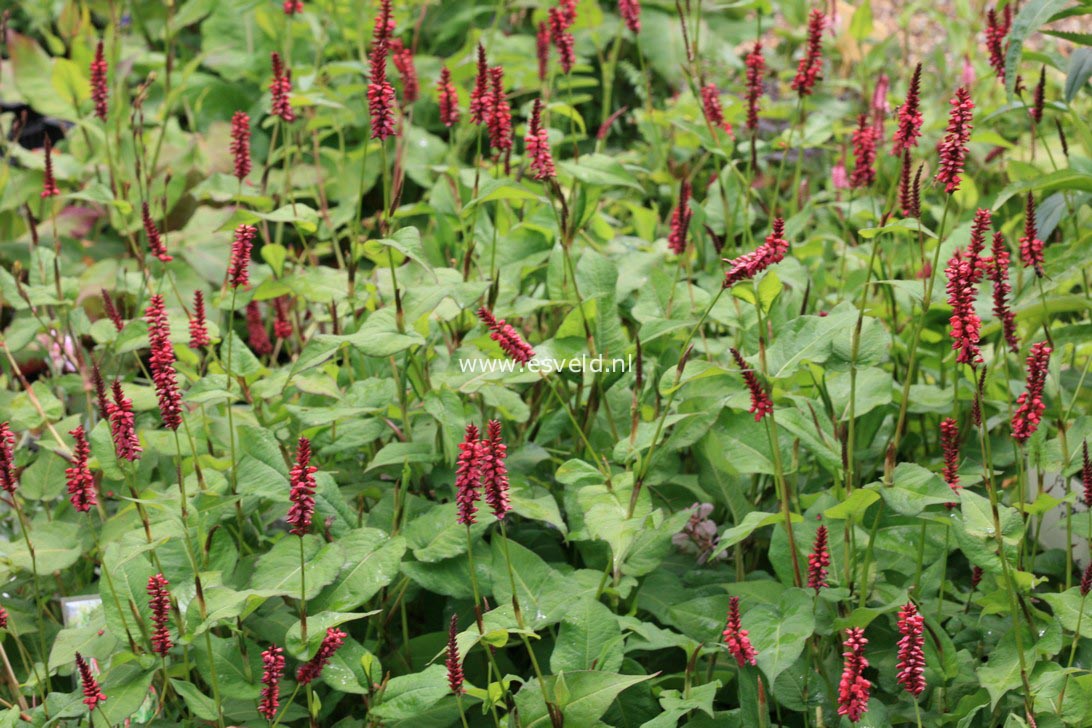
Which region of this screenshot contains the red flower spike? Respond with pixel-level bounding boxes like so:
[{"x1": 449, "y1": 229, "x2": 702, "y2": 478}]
[
  {"x1": 146, "y1": 295, "x2": 182, "y2": 430},
  {"x1": 744, "y1": 41, "x2": 765, "y2": 131},
  {"x1": 487, "y1": 67, "x2": 512, "y2": 153},
  {"x1": 808, "y1": 524, "x2": 830, "y2": 592},
  {"x1": 988, "y1": 233, "x2": 1020, "y2": 353},
  {"x1": 477, "y1": 307, "x2": 536, "y2": 364},
  {"x1": 368, "y1": 39, "x2": 397, "y2": 140},
  {"x1": 557, "y1": 0, "x2": 577, "y2": 28},
  {"x1": 722, "y1": 596, "x2": 758, "y2": 666},
  {"x1": 619, "y1": 0, "x2": 641, "y2": 33},
  {"x1": 667, "y1": 179, "x2": 692, "y2": 255},
  {"x1": 0, "y1": 422, "x2": 17, "y2": 494},
  {"x1": 971, "y1": 565, "x2": 983, "y2": 589},
  {"x1": 0, "y1": 604, "x2": 7, "y2": 629},
  {"x1": 967, "y1": 208, "x2": 991, "y2": 274},
  {"x1": 722, "y1": 218, "x2": 790, "y2": 288},
  {"x1": 296, "y1": 628, "x2": 347, "y2": 685},
  {"x1": 935, "y1": 86, "x2": 974, "y2": 194},
  {"x1": 90, "y1": 41, "x2": 109, "y2": 121},
  {"x1": 850, "y1": 114, "x2": 877, "y2": 188},
  {"x1": 92, "y1": 365, "x2": 111, "y2": 421},
  {"x1": 389, "y1": 39, "x2": 419, "y2": 104},
  {"x1": 701, "y1": 84, "x2": 733, "y2": 137},
  {"x1": 892, "y1": 63, "x2": 923, "y2": 156},
  {"x1": 481, "y1": 420, "x2": 511, "y2": 520},
  {"x1": 896, "y1": 602, "x2": 926, "y2": 697},
  {"x1": 1082, "y1": 562, "x2": 1092, "y2": 597},
  {"x1": 147, "y1": 573, "x2": 172, "y2": 655},
  {"x1": 838, "y1": 628, "x2": 871, "y2": 723},
  {"x1": 446, "y1": 614, "x2": 464, "y2": 694},
  {"x1": 230, "y1": 111, "x2": 252, "y2": 181},
  {"x1": 731, "y1": 348, "x2": 772, "y2": 422},
  {"x1": 1081, "y1": 440, "x2": 1091, "y2": 508},
  {"x1": 940, "y1": 418, "x2": 960, "y2": 506},
  {"x1": 536, "y1": 22, "x2": 551, "y2": 81},
  {"x1": 549, "y1": 8, "x2": 575, "y2": 74},
  {"x1": 246, "y1": 300, "x2": 273, "y2": 356},
  {"x1": 273, "y1": 296, "x2": 293, "y2": 340},
  {"x1": 985, "y1": 7, "x2": 1008, "y2": 81},
  {"x1": 1012, "y1": 342, "x2": 1051, "y2": 443},
  {"x1": 258, "y1": 645, "x2": 285, "y2": 719},
  {"x1": 944, "y1": 248, "x2": 983, "y2": 366},
  {"x1": 270, "y1": 52, "x2": 295, "y2": 122},
  {"x1": 142, "y1": 202, "x2": 172, "y2": 263},
  {"x1": 108, "y1": 380, "x2": 142, "y2": 461},
  {"x1": 189, "y1": 291, "x2": 210, "y2": 349},
  {"x1": 102, "y1": 289, "x2": 124, "y2": 332},
  {"x1": 283, "y1": 0, "x2": 304, "y2": 13},
  {"x1": 1031, "y1": 66, "x2": 1046, "y2": 123},
  {"x1": 42, "y1": 137, "x2": 60, "y2": 198},
  {"x1": 470, "y1": 44, "x2": 492, "y2": 125},
  {"x1": 66, "y1": 426, "x2": 97, "y2": 513},
  {"x1": 437, "y1": 66, "x2": 460, "y2": 127},
  {"x1": 455, "y1": 424, "x2": 485, "y2": 526},
  {"x1": 525, "y1": 98, "x2": 556, "y2": 181},
  {"x1": 371, "y1": 0, "x2": 395, "y2": 45},
  {"x1": 76, "y1": 652, "x2": 107, "y2": 710},
  {"x1": 229, "y1": 224, "x2": 257, "y2": 289},
  {"x1": 1019, "y1": 193, "x2": 1044, "y2": 276},
  {"x1": 870, "y1": 74, "x2": 889, "y2": 139},
  {"x1": 287, "y1": 436, "x2": 318, "y2": 536},
  {"x1": 791, "y1": 9, "x2": 825, "y2": 96}
]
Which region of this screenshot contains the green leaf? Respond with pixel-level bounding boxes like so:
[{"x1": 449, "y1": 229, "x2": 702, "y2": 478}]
[
  {"x1": 977, "y1": 631, "x2": 1034, "y2": 708},
  {"x1": 310, "y1": 529, "x2": 406, "y2": 612},
  {"x1": 746, "y1": 589, "x2": 816, "y2": 685},
  {"x1": 712, "y1": 511, "x2": 802, "y2": 559},
  {"x1": 1041, "y1": 589, "x2": 1092, "y2": 637},
  {"x1": 1004, "y1": 0, "x2": 1074, "y2": 96},
  {"x1": 249, "y1": 535, "x2": 343, "y2": 599},
  {"x1": 368, "y1": 665, "x2": 450, "y2": 721},
  {"x1": 170, "y1": 680, "x2": 220, "y2": 721},
  {"x1": 757, "y1": 270, "x2": 782, "y2": 314},
  {"x1": 1066, "y1": 48, "x2": 1092, "y2": 101},
  {"x1": 514, "y1": 672, "x2": 654, "y2": 728},
  {"x1": 849, "y1": 0, "x2": 873, "y2": 41},
  {"x1": 558, "y1": 154, "x2": 643, "y2": 191},
  {"x1": 8, "y1": 520, "x2": 88, "y2": 573},
  {"x1": 992, "y1": 169, "x2": 1092, "y2": 209},
  {"x1": 870, "y1": 463, "x2": 956, "y2": 515},
  {"x1": 550, "y1": 597, "x2": 624, "y2": 673},
  {"x1": 823, "y1": 489, "x2": 880, "y2": 520},
  {"x1": 375, "y1": 226, "x2": 436, "y2": 277}
]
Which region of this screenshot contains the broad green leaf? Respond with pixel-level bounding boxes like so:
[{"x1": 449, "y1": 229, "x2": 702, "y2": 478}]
[
  {"x1": 310, "y1": 529, "x2": 406, "y2": 612},
  {"x1": 1004, "y1": 0, "x2": 1074, "y2": 96},
  {"x1": 558, "y1": 154, "x2": 643, "y2": 191},
  {"x1": 249, "y1": 535, "x2": 343, "y2": 599},
  {"x1": 745, "y1": 589, "x2": 816, "y2": 685},
  {"x1": 514, "y1": 672, "x2": 654, "y2": 728},
  {"x1": 550, "y1": 597, "x2": 624, "y2": 673}
]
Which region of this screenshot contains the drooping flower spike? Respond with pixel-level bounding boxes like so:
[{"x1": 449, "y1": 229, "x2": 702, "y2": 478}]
[
  {"x1": 76, "y1": 652, "x2": 107, "y2": 710},
  {"x1": 287, "y1": 436, "x2": 318, "y2": 535},
  {"x1": 722, "y1": 596, "x2": 758, "y2": 666},
  {"x1": 700, "y1": 84, "x2": 733, "y2": 137},
  {"x1": 1011, "y1": 342, "x2": 1051, "y2": 443},
  {"x1": 722, "y1": 218, "x2": 790, "y2": 288},
  {"x1": 731, "y1": 348, "x2": 773, "y2": 422},
  {"x1": 102, "y1": 289, "x2": 124, "y2": 332},
  {"x1": 296, "y1": 628, "x2": 347, "y2": 684},
  {"x1": 142, "y1": 202, "x2": 172, "y2": 262},
  {"x1": 477, "y1": 307, "x2": 536, "y2": 364},
  {"x1": 985, "y1": 6, "x2": 1011, "y2": 81},
  {"x1": 66, "y1": 426, "x2": 97, "y2": 513}
]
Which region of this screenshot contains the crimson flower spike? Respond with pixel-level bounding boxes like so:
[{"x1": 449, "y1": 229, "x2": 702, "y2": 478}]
[
  {"x1": 75, "y1": 652, "x2": 107, "y2": 710},
  {"x1": 1011, "y1": 342, "x2": 1051, "y2": 443},
  {"x1": 455, "y1": 424, "x2": 484, "y2": 526},
  {"x1": 389, "y1": 39, "x2": 418, "y2": 104},
  {"x1": 258, "y1": 645, "x2": 285, "y2": 720},
  {"x1": 619, "y1": 0, "x2": 641, "y2": 33},
  {"x1": 1082, "y1": 562, "x2": 1092, "y2": 597},
  {"x1": 445, "y1": 614, "x2": 464, "y2": 694},
  {"x1": 246, "y1": 300, "x2": 273, "y2": 356},
  {"x1": 525, "y1": 98, "x2": 556, "y2": 181},
  {"x1": 142, "y1": 202, "x2": 172, "y2": 262},
  {"x1": 102, "y1": 289, "x2": 124, "y2": 332},
  {"x1": 273, "y1": 296, "x2": 293, "y2": 340},
  {"x1": 189, "y1": 290, "x2": 210, "y2": 348},
  {"x1": 944, "y1": 247, "x2": 983, "y2": 366},
  {"x1": 269, "y1": 52, "x2": 295, "y2": 122},
  {"x1": 296, "y1": 628, "x2": 347, "y2": 684},
  {"x1": 283, "y1": 0, "x2": 304, "y2": 13},
  {"x1": 667, "y1": 179, "x2": 692, "y2": 255},
  {"x1": 368, "y1": 37, "x2": 397, "y2": 140},
  {"x1": 92, "y1": 364, "x2": 111, "y2": 421},
  {"x1": 1081, "y1": 440, "x2": 1091, "y2": 508},
  {"x1": 470, "y1": 44, "x2": 491, "y2": 125},
  {"x1": 940, "y1": 417, "x2": 960, "y2": 505},
  {"x1": 536, "y1": 22, "x2": 551, "y2": 81},
  {"x1": 896, "y1": 602, "x2": 926, "y2": 697},
  {"x1": 985, "y1": 7, "x2": 1008, "y2": 81},
  {"x1": 892, "y1": 63, "x2": 922, "y2": 156},
  {"x1": 109, "y1": 380, "x2": 142, "y2": 461},
  {"x1": 850, "y1": 114, "x2": 877, "y2": 188},
  {"x1": 791, "y1": 8, "x2": 825, "y2": 96},
  {"x1": 744, "y1": 41, "x2": 765, "y2": 132},
  {"x1": 286, "y1": 436, "x2": 318, "y2": 535},
  {"x1": 477, "y1": 307, "x2": 536, "y2": 364},
  {"x1": 90, "y1": 40, "x2": 109, "y2": 121},
  {"x1": 722, "y1": 596, "x2": 758, "y2": 666},
  {"x1": 41, "y1": 137, "x2": 60, "y2": 198},
  {"x1": 731, "y1": 348, "x2": 773, "y2": 421},
  {"x1": 989, "y1": 231, "x2": 1020, "y2": 353},
  {"x1": 549, "y1": 7, "x2": 575, "y2": 74},
  {"x1": 807, "y1": 523, "x2": 830, "y2": 592},
  {"x1": 228, "y1": 224, "x2": 257, "y2": 288},
  {"x1": 145, "y1": 295, "x2": 182, "y2": 430},
  {"x1": 1019, "y1": 193, "x2": 1044, "y2": 276},
  {"x1": 0, "y1": 422, "x2": 16, "y2": 495},
  {"x1": 230, "y1": 111, "x2": 251, "y2": 181},
  {"x1": 487, "y1": 66, "x2": 512, "y2": 154},
  {"x1": 481, "y1": 420, "x2": 511, "y2": 520},
  {"x1": 837, "y1": 628, "x2": 871, "y2": 723},
  {"x1": 935, "y1": 86, "x2": 974, "y2": 194},
  {"x1": 1030, "y1": 66, "x2": 1046, "y2": 124},
  {"x1": 701, "y1": 84, "x2": 733, "y2": 137},
  {"x1": 722, "y1": 218, "x2": 790, "y2": 288},
  {"x1": 437, "y1": 66, "x2": 460, "y2": 127},
  {"x1": 147, "y1": 573, "x2": 172, "y2": 655},
  {"x1": 66, "y1": 426, "x2": 97, "y2": 513},
  {"x1": 0, "y1": 605, "x2": 7, "y2": 630}
]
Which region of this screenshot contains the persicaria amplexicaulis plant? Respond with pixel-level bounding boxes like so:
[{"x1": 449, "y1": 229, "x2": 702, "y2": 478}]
[
  {"x1": 808, "y1": 523, "x2": 830, "y2": 592},
  {"x1": 891, "y1": 63, "x2": 923, "y2": 155},
  {"x1": 437, "y1": 66, "x2": 460, "y2": 127},
  {"x1": 525, "y1": 98, "x2": 556, "y2": 181},
  {"x1": 1012, "y1": 342, "x2": 1051, "y2": 443},
  {"x1": 41, "y1": 137, "x2": 60, "y2": 198},
  {"x1": 700, "y1": 83, "x2": 733, "y2": 136},
  {"x1": 90, "y1": 40, "x2": 109, "y2": 121},
  {"x1": 722, "y1": 596, "x2": 758, "y2": 667},
  {"x1": 189, "y1": 290, "x2": 210, "y2": 348},
  {"x1": 65, "y1": 426, "x2": 96, "y2": 512},
  {"x1": 269, "y1": 52, "x2": 295, "y2": 122},
  {"x1": 230, "y1": 110, "x2": 251, "y2": 180},
  {"x1": 896, "y1": 602, "x2": 926, "y2": 696},
  {"x1": 722, "y1": 217, "x2": 789, "y2": 288},
  {"x1": 445, "y1": 614, "x2": 464, "y2": 694},
  {"x1": 731, "y1": 348, "x2": 772, "y2": 421},
  {"x1": 935, "y1": 86, "x2": 974, "y2": 193},
  {"x1": 287, "y1": 436, "x2": 318, "y2": 535},
  {"x1": 791, "y1": 8, "x2": 825, "y2": 96},
  {"x1": 296, "y1": 628, "x2": 347, "y2": 684},
  {"x1": 258, "y1": 645, "x2": 285, "y2": 719},
  {"x1": 75, "y1": 653, "x2": 106, "y2": 710},
  {"x1": 744, "y1": 41, "x2": 764, "y2": 131},
  {"x1": 108, "y1": 380, "x2": 142, "y2": 461},
  {"x1": 849, "y1": 113, "x2": 877, "y2": 188},
  {"x1": 246, "y1": 300, "x2": 273, "y2": 356},
  {"x1": 838, "y1": 628, "x2": 871, "y2": 723},
  {"x1": 146, "y1": 294, "x2": 182, "y2": 430},
  {"x1": 477, "y1": 307, "x2": 535, "y2": 364},
  {"x1": 229, "y1": 224, "x2": 257, "y2": 288},
  {"x1": 1, "y1": 422, "x2": 17, "y2": 494},
  {"x1": 455, "y1": 424, "x2": 485, "y2": 526},
  {"x1": 147, "y1": 573, "x2": 172, "y2": 655},
  {"x1": 1019, "y1": 193, "x2": 1045, "y2": 276},
  {"x1": 618, "y1": 0, "x2": 641, "y2": 33},
  {"x1": 667, "y1": 179, "x2": 692, "y2": 255}
]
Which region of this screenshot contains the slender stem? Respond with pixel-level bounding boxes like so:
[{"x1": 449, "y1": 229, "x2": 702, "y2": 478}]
[{"x1": 299, "y1": 535, "x2": 308, "y2": 644}]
